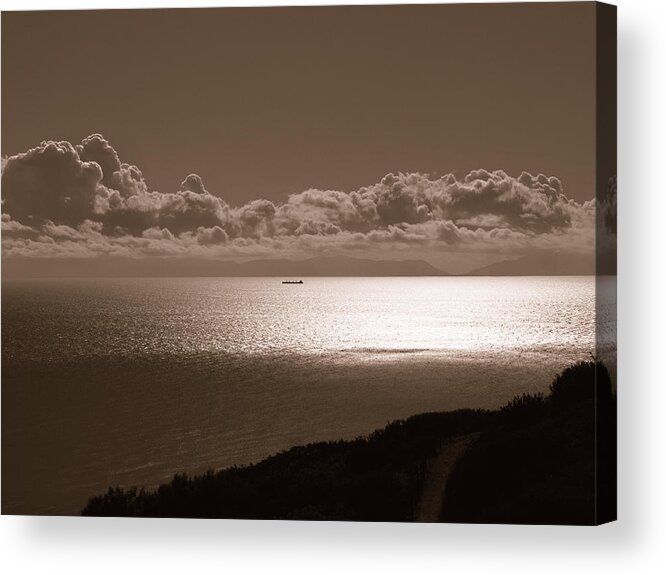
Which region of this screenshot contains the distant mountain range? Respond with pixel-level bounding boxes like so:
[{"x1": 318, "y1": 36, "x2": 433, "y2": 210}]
[
  {"x1": 2, "y1": 255, "x2": 449, "y2": 278},
  {"x1": 466, "y1": 252, "x2": 596, "y2": 276},
  {"x1": 234, "y1": 255, "x2": 450, "y2": 277},
  {"x1": 3, "y1": 252, "x2": 609, "y2": 278}
]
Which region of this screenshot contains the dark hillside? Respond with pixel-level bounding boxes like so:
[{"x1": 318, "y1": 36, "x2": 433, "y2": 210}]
[{"x1": 441, "y1": 361, "x2": 616, "y2": 524}]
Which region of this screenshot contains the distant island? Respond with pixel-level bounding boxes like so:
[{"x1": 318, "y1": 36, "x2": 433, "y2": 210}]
[
  {"x1": 467, "y1": 252, "x2": 595, "y2": 276},
  {"x1": 2, "y1": 252, "x2": 605, "y2": 278},
  {"x1": 82, "y1": 361, "x2": 616, "y2": 524}
]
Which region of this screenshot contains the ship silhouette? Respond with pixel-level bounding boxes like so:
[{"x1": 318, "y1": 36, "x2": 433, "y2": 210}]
[{"x1": 282, "y1": 280, "x2": 303, "y2": 284}]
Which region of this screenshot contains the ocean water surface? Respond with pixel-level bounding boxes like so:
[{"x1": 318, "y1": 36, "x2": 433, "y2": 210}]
[{"x1": 2, "y1": 276, "x2": 608, "y2": 514}]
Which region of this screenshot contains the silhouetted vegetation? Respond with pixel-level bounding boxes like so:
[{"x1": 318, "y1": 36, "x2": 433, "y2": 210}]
[
  {"x1": 441, "y1": 361, "x2": 616, "y2": 525},
  {"x1": 83, "y1": 361, "x2": 616, "y2": 524}
]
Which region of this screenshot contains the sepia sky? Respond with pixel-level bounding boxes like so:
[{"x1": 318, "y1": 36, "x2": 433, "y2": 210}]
[{"x1": 1, "y1": 4, "x2": 609, "y2": 274}]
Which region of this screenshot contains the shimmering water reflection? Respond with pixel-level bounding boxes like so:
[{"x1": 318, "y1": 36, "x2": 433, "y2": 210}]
[{"x1": 2, "y1": 276, "x2": 604, "y2": 514}]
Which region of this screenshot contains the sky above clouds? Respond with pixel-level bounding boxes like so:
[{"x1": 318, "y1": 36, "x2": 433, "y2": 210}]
[{"x1": 0, "y1": 4, "x2": 613, "y2": 275}]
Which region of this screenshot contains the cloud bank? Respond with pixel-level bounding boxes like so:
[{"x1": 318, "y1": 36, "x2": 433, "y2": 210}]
[{"x1": 2, "y1": 135, "x2": 599, "y2": 265}]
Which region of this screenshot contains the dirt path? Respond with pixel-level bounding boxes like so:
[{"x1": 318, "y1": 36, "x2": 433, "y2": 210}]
[{"x1": 415, "y1": 432, "x2": 481, "y2": 522}]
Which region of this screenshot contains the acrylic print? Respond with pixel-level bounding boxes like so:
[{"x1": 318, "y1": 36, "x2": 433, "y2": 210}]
[{"x1": 1, "y1": 3, "x2": 617, "y2": 524}]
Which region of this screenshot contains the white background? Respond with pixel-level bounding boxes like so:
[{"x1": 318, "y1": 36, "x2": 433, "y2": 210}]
[{"x1": 0, "y1": 1, "x2": 664, "y2": 573}]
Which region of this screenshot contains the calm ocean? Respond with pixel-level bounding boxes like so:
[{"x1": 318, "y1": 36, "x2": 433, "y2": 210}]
[{"x1": 1, "y1": 276, "x2": 610, "y2": 515}]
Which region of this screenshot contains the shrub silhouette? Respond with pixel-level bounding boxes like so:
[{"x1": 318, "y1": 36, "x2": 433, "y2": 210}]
[
  {"x1": 549, "y1": 360, "x2": 612, "y2": 410},
  {"x1": 499, "y1": 392, "x2": 547, "y2": 429},
  {"x1": 441, "y1": 360, "x2": 616, "y2": 525}
]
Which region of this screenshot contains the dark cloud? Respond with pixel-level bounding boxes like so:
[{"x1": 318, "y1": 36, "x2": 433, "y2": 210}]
[
  {"x1": 2, "y1": 134, "x2": 595, "y2": 262},
  {"x1": 76, "y1": 134, "x2": 121, "y2": 189},
  {"x1": 272, "y1": 170, "x2": 578, "y2": 236},
  {"x1": 2, "y1": 140, "x2": 102, "y2": 225},
  {"x1": 195, "y1": 225, "x2": 229, "y2": 246},
  {"x1": 1, "y1": 213, "x2": 39, "y2": 240},
  {"x1": 234, "y1": 199, "x2": 277, "y2": 239},
  {"x1": 1, "y1": 136, "x2": 229, "y2": 236},
  {"x1": 112, "y1": 163, "x2": 149, "y2": 198},
  {"x1": 443, "y1": 170, "x2": 570, "y2": 233}
]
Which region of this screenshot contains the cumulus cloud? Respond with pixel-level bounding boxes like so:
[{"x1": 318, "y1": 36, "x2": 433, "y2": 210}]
[
  {"x1": 76, "y1": 134, "x2": 121, "y2": 189},
  {"x1": 180, "y1": 173, "x2": 208, "y2": 195},
  {"x1": 2, "y1": 140, "x2": 102, "y2": 225},
  {"x1": 2, "y1": 134, "x2": 597, "y2": 264},
  {"x1": 194, "y1": 225, "x2": 229, "y2": 246}
]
